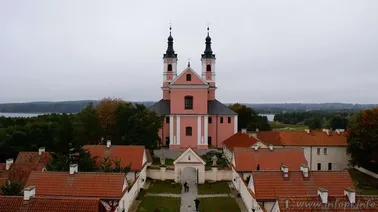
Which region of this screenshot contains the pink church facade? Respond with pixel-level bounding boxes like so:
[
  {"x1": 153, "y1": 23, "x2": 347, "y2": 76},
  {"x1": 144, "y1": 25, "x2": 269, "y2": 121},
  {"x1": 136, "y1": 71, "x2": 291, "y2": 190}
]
[{"x1": 150, "y1": 28, "x2": 238, "y2": 150}]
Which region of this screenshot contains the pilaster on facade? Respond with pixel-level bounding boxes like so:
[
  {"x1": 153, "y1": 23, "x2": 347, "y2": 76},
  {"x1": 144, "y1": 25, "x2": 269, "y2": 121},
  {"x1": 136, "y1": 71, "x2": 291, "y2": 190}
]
[
  {"x1": 169, "y1": 116, "x2": 174, "y2": 144},
  {"x1": 234, "y1": 115, "x2": 238, "y2": 134},
  {"x1": 204, "y1": 116, "x2": 208, "y2": 145},
  {"x1": 176, "y1": 116, "x2": 180, "y2": 145},
  {"x1": 197, "y1": 116, "x2": 201, "y2": 145}
]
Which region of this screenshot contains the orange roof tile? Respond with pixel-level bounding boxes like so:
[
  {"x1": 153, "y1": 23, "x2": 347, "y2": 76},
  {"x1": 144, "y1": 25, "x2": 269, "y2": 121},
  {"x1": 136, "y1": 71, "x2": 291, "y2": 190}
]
[
  {"x1": 252, "y1": 171, "x2": 355, "y2": 200},
  {"x1": 0, "y1": 196, "x2": 100, "y2": 212},
  {"x1": 83, "y1": 145, "x2": 146, "y2": 171},
  {"x1": 222, "y1": 132, "x2": 258, "y2": 150},
  {"x1": 25, "y1": 171, "x2": 125, "y2": 199},
  {"x1": 234, "y1": 148, "x2": 307, "y2": 172},
  {"x1": 277, "y1": 195, "x2": 378, "y2": 211},
  {"x1": 0, "y1": 163, "x2": 45, "y2": 186},
  {"x1": 257, "y1": 131, "x2": 348, "y2": 146},
  {"x1": 15, "y1": 152, "x2": 51, "y2": 164}
]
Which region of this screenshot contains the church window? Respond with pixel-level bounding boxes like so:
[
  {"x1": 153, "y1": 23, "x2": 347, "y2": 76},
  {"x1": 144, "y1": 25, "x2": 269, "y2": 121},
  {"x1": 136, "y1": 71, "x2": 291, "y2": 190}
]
[
  {"x1": 208, "y1": 117, "x2": 212, "y2": 123},
  {"x1": 167, "y1": 64, "x2": 172, "y2": 71},
  {"x1": 186, "y1": 127, "x2": 192, "y2": 136},
  {"x1": 166, "y1": 117, "x2": 170, "y2": 123},
  {"x1": 206, "y1": 64, "x2": 211, "y2": 72},
  {"x1": 228, "y1": 117, "x2": 231, "y2": 123},
  {"x1": 186, "y1": 74, "x2": 191, "y2": 81},
  {"x1": 184, "y1": 96, "x2": 193, "y2": 109},
  {"x1": 220, "y1": 117, "x2": 224, "y2": 123}
]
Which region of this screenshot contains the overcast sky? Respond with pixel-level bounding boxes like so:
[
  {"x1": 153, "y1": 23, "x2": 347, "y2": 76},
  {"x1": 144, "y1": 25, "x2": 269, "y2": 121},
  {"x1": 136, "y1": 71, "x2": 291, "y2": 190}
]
[{"x1": 1, "y1": 0, "x2": 377, "y2": 104}]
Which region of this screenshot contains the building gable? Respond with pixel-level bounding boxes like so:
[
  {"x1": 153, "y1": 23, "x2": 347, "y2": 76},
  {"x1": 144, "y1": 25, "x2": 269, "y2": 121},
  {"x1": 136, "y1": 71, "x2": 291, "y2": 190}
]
[
  {"x1": 173, "y1": 147, "x2": 206, "y2": 165},
  {"x1": 170, "y1": 68, "x2": 209, "y2": 86}
]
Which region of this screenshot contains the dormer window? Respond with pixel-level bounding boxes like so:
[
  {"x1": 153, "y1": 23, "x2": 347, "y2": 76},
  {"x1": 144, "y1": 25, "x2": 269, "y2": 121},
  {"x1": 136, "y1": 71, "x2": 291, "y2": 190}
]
[
  {"x1": 186, "y1": 74, "x2": 191, "y2": 81},
  {"x1": 206, "y1": 64, "x2": 211, "y2": 72},
  {"x1": 184, "y1": 96, "x2": 193, "y2": 109},
  {"x1": 167, "y1": 64, "x2": 172, "y2": 71}
]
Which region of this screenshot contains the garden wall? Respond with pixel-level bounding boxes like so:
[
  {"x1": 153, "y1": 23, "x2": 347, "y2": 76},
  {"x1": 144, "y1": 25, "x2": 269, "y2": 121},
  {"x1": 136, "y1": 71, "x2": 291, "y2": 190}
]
[
  {"x1": 147, "y1": 167, "x2": 175, "y2": 181},
  {"x1": 354, "y1": 166, "x2": 378, "y2": 179},
  {"x1": 204, "y1": 168, "x2": 232, "y2": 182}
]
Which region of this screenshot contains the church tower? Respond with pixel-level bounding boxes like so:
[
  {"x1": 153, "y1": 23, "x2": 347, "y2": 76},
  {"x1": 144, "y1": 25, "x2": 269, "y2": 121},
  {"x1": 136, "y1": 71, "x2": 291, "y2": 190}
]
[
  {"x1": 162, "y1": 27, "x2": 178, "y2": 99},
  {"x1": 201, "y1": 27, "x2": 216, "y2": 100}
]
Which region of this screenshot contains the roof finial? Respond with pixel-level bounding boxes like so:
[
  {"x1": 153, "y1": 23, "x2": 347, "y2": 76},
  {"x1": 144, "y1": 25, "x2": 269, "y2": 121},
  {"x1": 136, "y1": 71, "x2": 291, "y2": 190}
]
[
  {"x1": 169, "y1": 22, "x2": 172, "y2": 35},
  {"x1": 188, "y1": 58, "x2": 191, "y2": 67},
  {"x1": 207, "y1": 25, "x2": 210, "y2": 36}
]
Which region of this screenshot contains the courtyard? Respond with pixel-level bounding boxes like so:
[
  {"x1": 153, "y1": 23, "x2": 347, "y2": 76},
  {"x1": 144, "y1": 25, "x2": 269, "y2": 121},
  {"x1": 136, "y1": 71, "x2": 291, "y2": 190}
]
[{"x1": 133, "y1": 180, "x2": 244, "y2": 212}]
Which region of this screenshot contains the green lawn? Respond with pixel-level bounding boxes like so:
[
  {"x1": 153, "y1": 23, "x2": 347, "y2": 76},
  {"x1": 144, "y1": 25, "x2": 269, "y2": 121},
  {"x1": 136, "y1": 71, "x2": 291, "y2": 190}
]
[
  {"x1": 197, "y1": 182, "x2": 231, "y2": 194},
  {"x1": 137, "y1": 196, "x2": 180, "y2": 212},
  {"x1": 349, "y1": 169, "x2": 378, "y2": 195},
  {"x1": 198, "y1": 197, "x2": 241, "y2": 212},
  {"x1": 152, "y1": 157, "x2": 174, "y2": 166},
  {"x1": 147, "y1": 180, "x2": 181, "y2": 194},
  {"x1": 269, "y1": 121, "x2": 308, "y2": 131}
]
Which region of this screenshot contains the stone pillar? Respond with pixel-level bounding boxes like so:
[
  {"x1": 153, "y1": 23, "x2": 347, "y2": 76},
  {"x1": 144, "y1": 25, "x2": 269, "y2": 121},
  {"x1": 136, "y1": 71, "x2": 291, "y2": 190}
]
[
  {"x1": 160, "y1": 166, "x2": 166, "y2": 181},
  {"x1": 212, "y1": 167, "x2": 218, "y2": 182}
]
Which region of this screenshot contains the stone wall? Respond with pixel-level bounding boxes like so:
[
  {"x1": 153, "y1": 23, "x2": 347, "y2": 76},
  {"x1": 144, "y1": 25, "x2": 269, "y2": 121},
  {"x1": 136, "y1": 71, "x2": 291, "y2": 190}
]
[
  {"x1": 147, "y1": 167, "x2": 175, "y2": 181},
  {"x1": 354, "y1": 166, "x2": 378, "y2": 179}
]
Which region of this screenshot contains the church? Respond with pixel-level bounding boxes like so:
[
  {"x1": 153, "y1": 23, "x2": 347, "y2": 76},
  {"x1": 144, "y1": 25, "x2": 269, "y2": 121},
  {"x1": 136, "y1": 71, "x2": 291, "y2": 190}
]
[{"x1": 150, "y1": 28, "x2": 238, "y2": 150}]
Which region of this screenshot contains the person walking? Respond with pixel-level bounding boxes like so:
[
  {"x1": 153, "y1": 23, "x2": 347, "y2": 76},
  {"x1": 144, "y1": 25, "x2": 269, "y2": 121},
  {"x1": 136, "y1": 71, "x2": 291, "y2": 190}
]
[
  {"x1": 184, "y1": 181, "x2": 188, "y2": 192},
  {"x1": 194, "y1": 198, "x2": 200, "y2": 211}
]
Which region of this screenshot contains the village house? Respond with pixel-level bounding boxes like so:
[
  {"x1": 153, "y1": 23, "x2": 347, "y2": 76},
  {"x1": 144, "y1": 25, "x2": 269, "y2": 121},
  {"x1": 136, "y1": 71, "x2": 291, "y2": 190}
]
[
  {"x1": 0, "y1": 186, "x2": 101, "y2": 212},
  {"x1": 83, "y1": 141, "x2": 149, "y2": 184},
  {"x1": 24, "y1": 165, "x2": 137, "y2": 212},
  {"x1": 231, "y1": 147, "x2": 308, "y2": 180},
  {"x1": 0, "y1": 147, "x2": 49, "y2": 186},
  {"x1": 150, "y1": 27, "x2": 238, "y2": 150},
  {"x1": 223, "y1": 129, "x2": 350, "y2": 171},
  {"x1": 232, "y1": 166, "x2": 357, "y2": 212}
]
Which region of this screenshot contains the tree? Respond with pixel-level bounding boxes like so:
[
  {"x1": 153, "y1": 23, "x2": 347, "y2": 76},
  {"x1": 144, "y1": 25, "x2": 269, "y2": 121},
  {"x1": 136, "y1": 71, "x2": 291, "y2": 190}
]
[
  {"x1": 229, "y1": 103, "x2": 271, "y2": 131},
  {"x1": 305, "y1": 117, "x2": 323, "y2": 130},
  {"x1": 46, "y1": 147, "x2": 97, "y2": 172},
  {"x1": 99, "y1": 157, "x2": 131, "y2": 173},
  {"x1": 0, "y1": 181, "x2": 22, "y2": 196},
  {"x1": 347, "y1": 107, "x2": 378, "y2": 172},
  {"x1": 330, "y1": 115, "x2": 348, "y2": 130},
  {"x1": 96, "y1": 98, "x2": 124, "y2": 138}
]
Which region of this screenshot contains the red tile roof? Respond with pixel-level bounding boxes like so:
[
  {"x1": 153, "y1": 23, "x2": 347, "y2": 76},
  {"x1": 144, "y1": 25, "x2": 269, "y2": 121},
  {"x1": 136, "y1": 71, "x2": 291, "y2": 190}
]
[
  {"x1": 0, "y1": 196, "x2": 100, "y2": 212},
  {"x1": 15, "y1": 152, "x2": 51, "y2": 164},
  {"x1": 252, "y1": 171, "x2": 354, "y2": 200},
  {"x1": 233, "y1": 148, "x2": 307, "y2": 172},
  {"x1": 257, "y1": 131, "x2": 348, "y2": 146},
  {"x1": 25, "y1": 171, "x2": 126, "y2": 199},
  {"x1": 222, "y1": 132, "x2": 258, "y2": 150},
  {"x1": 83, "y1": 145, "x2": 146, "y2": 171},
  {"x1": 277, "y1": 195, "x2": 378, "y2": 211},
  {"x1": 0, "y1": 163, "x2": 45, "y2": 186}
]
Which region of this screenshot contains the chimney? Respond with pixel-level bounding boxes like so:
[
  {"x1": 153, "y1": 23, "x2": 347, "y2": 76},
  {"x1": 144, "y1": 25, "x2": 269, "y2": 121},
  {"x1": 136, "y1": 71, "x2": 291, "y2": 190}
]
[
  {"x1": 281, "y1": 165, "x2": 289, "y2": 178},
  {"x1": 241, "y1": 129, "x2": 247, "y2": 134},
  {"x1": 6, "y1": 158, "x2": 13, "y2": 170},
  {"x1": 305, "y1": 129, "x2": 310, "y2": 134},
  {"x1": 268, "y1": 144, "x2": 273, "y2": 151},
  {"x1": 336, "y1": 129, "x2": 345, "y2": 134},
  {"x1": 322, "y1": 129, "x2": 330, "y2": 136},
  {"x1": 300, "y1": 164, "x2": 309, "y2": 178},
  {"x1": 255, "y1": 128, "x2": 259, "y2": 132},
  {"x1": 253, "y1": 145, "x2": 259, "y2": 151},
  {"x1": 69, "y1": 164, "x2": 78, "y2": 175},
  {"x1": 24, "y1": 186, "x2": 35, "y2": 200},
  {"x1": 38, "y1": 147, "x2": 45, "y2": 155},
  {"x1": 317, "y1": 188, "x2": 328, "y2": 204},
  {"x1": 344, "y1": 188, "x2": 356, "y2": 204},
  {"x1": 106, "y1": 140, "x2": 111, "y2": 148}
]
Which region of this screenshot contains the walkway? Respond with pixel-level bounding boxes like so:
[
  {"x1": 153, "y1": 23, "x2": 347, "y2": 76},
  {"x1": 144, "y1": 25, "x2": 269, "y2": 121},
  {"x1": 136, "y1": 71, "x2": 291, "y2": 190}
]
[{"x1": 180, "y1": 169, "x2": 198, "y2": 212}]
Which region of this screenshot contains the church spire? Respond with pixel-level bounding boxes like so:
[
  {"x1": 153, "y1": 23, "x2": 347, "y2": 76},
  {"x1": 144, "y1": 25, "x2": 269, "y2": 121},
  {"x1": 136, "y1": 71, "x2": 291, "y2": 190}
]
[
  {"x1": 202, "y1": 27, "x2": 215, "y2": 59},
  {"x1": 164, "y1": 26, "x2": 177, "y2": 58}
]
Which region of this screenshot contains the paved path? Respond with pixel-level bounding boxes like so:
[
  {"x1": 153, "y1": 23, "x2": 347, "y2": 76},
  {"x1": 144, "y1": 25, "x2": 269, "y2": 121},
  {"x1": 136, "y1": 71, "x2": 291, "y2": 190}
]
[
  {"x1": 180, "y1": 168, "x2": 198, "y2": 212},
  {"x1": 198, "y1": 194, "x2": 230, "y2": 198},
  {"x1": 145, "y1": 193, "x2": 181, "y2": 198}
]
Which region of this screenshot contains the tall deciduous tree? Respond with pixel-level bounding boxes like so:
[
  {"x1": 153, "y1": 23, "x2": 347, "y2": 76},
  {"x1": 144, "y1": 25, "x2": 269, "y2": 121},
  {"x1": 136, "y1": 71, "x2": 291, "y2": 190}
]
[
  {"x1": 330, "y1": 115, "x2": 349, "y2": 130},
  {"x1": 229, "y1": 103, "x2": 271, "y2": 131},
  {"x1": 347, "y1": 107, "x2": 378, "y2": 172}
]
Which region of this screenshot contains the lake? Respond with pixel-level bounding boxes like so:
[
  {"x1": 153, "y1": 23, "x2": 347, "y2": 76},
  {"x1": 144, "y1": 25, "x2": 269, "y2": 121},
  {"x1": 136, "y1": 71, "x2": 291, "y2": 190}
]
[
  {"x1": 0, "y1": 112, "x2": 47, "y2": 117},
  {"x1": 0, "y1": 112, "x2": 275, "y2": 121}
]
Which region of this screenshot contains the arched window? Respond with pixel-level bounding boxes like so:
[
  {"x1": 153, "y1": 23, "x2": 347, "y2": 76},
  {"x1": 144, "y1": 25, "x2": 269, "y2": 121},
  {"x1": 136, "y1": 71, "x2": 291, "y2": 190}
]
[
  {"x1": 186, "y1": 74, "x2": 191, "y2": 81},
  {"x1": 184, "y1": 96, "x2": 193, "y2": 109},
  {"x1": 206, "y1": 64, "x2": 211, "y2": 72},
  {"x1": 186, "y1": 127, "x2": 192, "y2": 136},
  {"x1": 167, "y1": 64, "x2": 172, "y2": 71}
]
